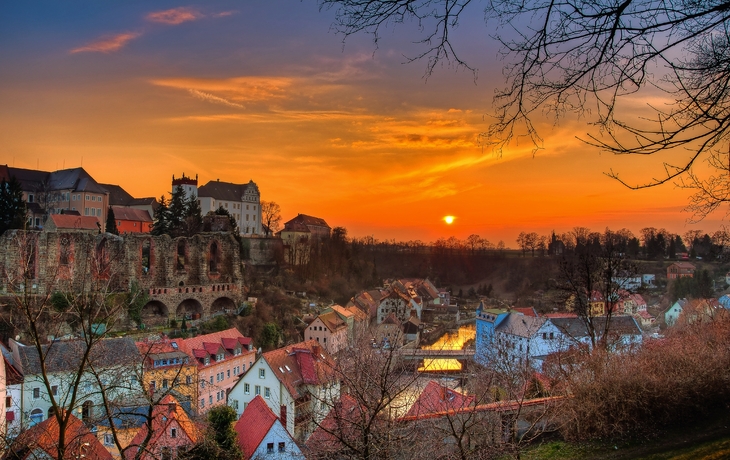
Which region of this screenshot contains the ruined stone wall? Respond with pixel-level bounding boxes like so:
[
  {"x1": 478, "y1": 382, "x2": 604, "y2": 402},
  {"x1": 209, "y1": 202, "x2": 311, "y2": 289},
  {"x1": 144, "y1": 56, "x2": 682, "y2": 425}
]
[
  {"x1": 243, "y1": 236, "x2": 283, "y2": 266},
  {"x1": 0, "y1": 230, "x2": 244, "y2": 319}
]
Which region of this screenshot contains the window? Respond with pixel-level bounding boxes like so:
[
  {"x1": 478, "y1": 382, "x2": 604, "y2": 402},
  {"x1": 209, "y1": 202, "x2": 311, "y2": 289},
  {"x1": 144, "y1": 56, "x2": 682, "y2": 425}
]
[
  {"x1": 278, "y1": 442, "x2": 286, "y2": 452},
  {"x1": 210, "y1": 376, "x2": 213, "y2": 385},
  {"x1": 186, "y1": 375, "x2": 192, "y2": 385},
  {"x1": 549, "y1": 332, "x2": 554, "y2": 339},
  {"x1": 264, "y1": 387, "x2": 270, "y2": 399},
  {"x1": 162, "y1": 379, "x2": 169, "y2": 389},
  {"x1": 227, "y1": 370, "x2": 230, "y2": 378},
  {"x1": 150, "y1": 381, "x2": 156, "y2": 392},
  {"x1": 200, "y1": 398, "x2": 205, "y2": 408},
  {"x1": 28, "y1": 193, "x2": 34, "y2": 203},
  {"x1": 255, "y1": 385, "x2": 261, "y2": 395},
  {"x1": 33, "y1": 387, "x2": 40, "y2": 399},
  {"x1": 171, "y1": 428, "x2": 177, "y2": 438},
  {"x1": 104, "y1": 433, "x2": 114, "y2": 446},
  {"x1": 244, "y1": 383, "x2": 250, "y2": 394},
  {"x1": 30, "y1": 409, "x2": 43, "y2": 426},
  {"x1": 209, "y1": 395, "x2": 213, "y2": 405},
  {"x1": 5, "y1": 396, "x2": 10, "y2": 407},
  {"x1": 259, "y1": 368, "x2": 265, "y2": 379},
  {"x1": 267, "y1": 443, "x2": 274, "y2": 454},
  {"x1": 51, "y1": 385, "x2": 58, "y2": 396}
]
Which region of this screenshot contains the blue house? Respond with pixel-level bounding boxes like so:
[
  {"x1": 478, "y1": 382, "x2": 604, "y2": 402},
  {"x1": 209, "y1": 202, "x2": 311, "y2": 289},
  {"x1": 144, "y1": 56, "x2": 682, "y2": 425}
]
[{"x1": 474, "y1": 302, "x2": 510, "y2": 366}]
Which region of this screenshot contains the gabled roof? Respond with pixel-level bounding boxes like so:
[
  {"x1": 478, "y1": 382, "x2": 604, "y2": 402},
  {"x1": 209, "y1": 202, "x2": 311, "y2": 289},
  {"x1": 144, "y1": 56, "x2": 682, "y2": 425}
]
[
  {"x1": 495, "y1": 314, "x2": 547, "y2": 338},
  {"x1": 124, "y1": 395, "x2": 201, "y2": 460},
  {"x1": 4, "y1": 356, "x2": 23, "y2": 385},
  {"x1": 47, "y1": 214, "x2": 99, "y2": 230},
  {"x1": 381, "y1": 312, "x2": 401, "y2": 326},
  {"x1": 513, "y1": 307, "x2": 538, "y2": 317},
  {"x1": 48, "y1": 167, "x2": 108, "y2": 194},
  {"x1": 136, "y1": 338, "x2": 191, "y2": 367},
  {"x1": 306, "y1": 393, "x2": 366, "y2": 453},
  {"x1": 101, "y1": 183, "x2": 135, "y2": 206},
  {"x1": 15, "y1": 337, "x2": 140, "y2": 376},
  {"x1": 261, "y1": 340, "x2": 336, "y2": 399},
  {"x1": 318, "y1": 311, "x2": 347, "y2": 333},
  {"x1": 550, "y1": 316, "x2": 642, "y2": 339},
  {"x1": 5, "y1": 412, "x2": 113, "y2": 460},
  {"x1": 669, "y1": 262, "x2": 696, "y2": 270},
  {"x1": 111, "y1": 206, "x2": 152, "y2": 222},
  {"x1": 197, "y1": 180, "x2": 258, "y2": 202},
  {"x1": 234, "y1": 395, "x2": 279, "y2": 459},
  {"x1": 404, "y1": 380, "x2": 475, "y2": 418},
  {"x1": 182, "y1": 328, "x2": 253, "y2": 368}
]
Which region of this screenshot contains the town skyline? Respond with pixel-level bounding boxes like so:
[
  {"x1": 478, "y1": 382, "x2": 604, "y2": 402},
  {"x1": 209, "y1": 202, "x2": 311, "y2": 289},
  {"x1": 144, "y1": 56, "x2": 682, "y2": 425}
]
[{"x1": 1, "y1": 1, "x2": 726, "y2": 244}]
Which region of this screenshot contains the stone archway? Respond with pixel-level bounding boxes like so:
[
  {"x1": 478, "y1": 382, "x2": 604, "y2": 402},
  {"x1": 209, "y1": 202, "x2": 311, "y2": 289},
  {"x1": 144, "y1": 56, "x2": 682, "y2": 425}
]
[
  {"x1": 140, "y1": 300, "x2": 169, "y2": 327},
  {"x1": 176, "y1": 298, "x2": 203, "y2": 319},
  {"x1": 210, "y1": 297, "x2": 236, "y2": 315}
]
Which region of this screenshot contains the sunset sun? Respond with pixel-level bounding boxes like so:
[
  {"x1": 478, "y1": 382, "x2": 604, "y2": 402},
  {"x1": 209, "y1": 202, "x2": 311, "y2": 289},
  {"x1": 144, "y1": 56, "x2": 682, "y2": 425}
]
[{"x1": 443, "y1": 215, "x2": 455, "y2": 225}]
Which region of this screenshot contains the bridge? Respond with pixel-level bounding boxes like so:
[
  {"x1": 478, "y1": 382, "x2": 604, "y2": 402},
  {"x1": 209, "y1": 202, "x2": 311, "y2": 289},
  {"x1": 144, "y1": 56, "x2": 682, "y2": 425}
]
[{"x1": 397, "y1": 348, "x2": 475, "y2": 360}]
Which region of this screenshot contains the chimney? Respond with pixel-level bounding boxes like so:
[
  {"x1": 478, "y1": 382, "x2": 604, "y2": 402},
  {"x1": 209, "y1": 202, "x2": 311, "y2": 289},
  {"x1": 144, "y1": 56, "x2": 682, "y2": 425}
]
[{"x1": 312, "y1": 344, "x2": 321, "y2": 356}]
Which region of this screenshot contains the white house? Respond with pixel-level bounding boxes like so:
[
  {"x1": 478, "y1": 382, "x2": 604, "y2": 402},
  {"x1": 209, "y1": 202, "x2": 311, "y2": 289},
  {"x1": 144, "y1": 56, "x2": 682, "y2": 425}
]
[
  {"x1": 491, "y1": 314, "x2": 565, "y2": 369},
  {"x1": 228, "y1": 340, "x2": 339, "y2": 441},
  {"x1": 234, "y1": 395, "x2": 304, "y2": 460},
  {"x1": 665, "y1": 298, "x2": 688, "y2": 326},
  {"x1": 8, "y1": 337, "x2": 142, "y2": 429}
]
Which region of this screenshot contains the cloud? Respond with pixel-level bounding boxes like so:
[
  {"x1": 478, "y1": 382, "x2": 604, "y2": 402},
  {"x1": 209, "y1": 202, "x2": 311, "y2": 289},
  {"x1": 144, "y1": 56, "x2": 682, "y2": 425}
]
[
  {"x1": 146, "y1": 7, "x2": 203, "y2": 25},
  {"x1": 70, "y1": 32, "x2": 141, "y2": 54},
  {"x1": 212, "y1": 11, "x2": 236, "y2": 18},
  {"x1": 152, "y1": 76, "x2": 295, "y2": 103},
  {"x1": 188, "y1": 89, "x2": 244, "y2": 109}
]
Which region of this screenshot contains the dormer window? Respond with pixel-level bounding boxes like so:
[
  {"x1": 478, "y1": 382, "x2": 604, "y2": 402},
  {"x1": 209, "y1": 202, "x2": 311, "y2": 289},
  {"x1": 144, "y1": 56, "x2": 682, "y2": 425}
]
[
  {"x1": 234, "y1": 348, "x2": 241, "y2": 356},
  {"x1": 204, "y1": 357, "x2": 210, "y2": 365},
  {"x1": 217, "y1": 353, "x2": 224, "y2": 361}
]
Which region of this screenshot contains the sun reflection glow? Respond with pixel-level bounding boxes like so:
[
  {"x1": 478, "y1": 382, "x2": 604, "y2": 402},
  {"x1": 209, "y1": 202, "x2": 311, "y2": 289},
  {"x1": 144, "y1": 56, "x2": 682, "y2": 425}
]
[{"x1": 443, "y1": 215, "x2": 455, "y2": 224}]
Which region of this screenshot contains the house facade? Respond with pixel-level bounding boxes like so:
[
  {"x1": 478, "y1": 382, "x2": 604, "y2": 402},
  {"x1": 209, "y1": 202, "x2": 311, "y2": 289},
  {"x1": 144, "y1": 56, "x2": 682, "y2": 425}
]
[
  {"x1": 182, "y1": 328, "x2": 255, "y2": 414},
  {"x1": 305, "y1": 311, "x2": 348, "y2": 355},
  {"x1": 234, "y1": 395, "x2": 304, "y2": 460},
  {"x1": 135, "y1": 337, "x2": 197, "y2": 408},
  {"x1": 228, "y1": 340, "x2": 339, "y2": 441},
  {"x1": 667, "y1": 262, "x2": 696, "y2": 279}
]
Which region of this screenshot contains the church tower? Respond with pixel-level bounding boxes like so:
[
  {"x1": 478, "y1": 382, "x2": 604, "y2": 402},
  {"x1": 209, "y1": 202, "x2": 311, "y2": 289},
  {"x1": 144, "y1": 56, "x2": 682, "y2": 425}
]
[{"x1": 172, "y1": 173, "x2": 198, "y2": 200}]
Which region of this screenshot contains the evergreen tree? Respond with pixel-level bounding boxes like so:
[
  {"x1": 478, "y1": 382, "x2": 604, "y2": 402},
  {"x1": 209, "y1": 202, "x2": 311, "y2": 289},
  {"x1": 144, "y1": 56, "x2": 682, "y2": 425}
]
[
  {"x1": 183, "y1": 193, "x2": 203, "y2": 236},
  {"x1": 0, "y1": 176, "x2": 26, "y2": 235},
  {"x1": 168, "y1": 185, "x2": 186, "y2": 237},
  {"x1": 105, "y1": 206, "x2": 119, "y2": 235},
  {"x1": 214, "y1": 206, "x2": 239, "y2": 234},
  {"x1": 151, "y1": 195, "x2": 170, "y2": 236}
]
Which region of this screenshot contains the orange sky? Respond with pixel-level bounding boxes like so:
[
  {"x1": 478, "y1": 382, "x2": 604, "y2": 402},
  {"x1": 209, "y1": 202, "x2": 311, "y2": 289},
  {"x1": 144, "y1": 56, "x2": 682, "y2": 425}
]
[{"x1": 1, "y1": 2, "x2": 726, "y2": 246}]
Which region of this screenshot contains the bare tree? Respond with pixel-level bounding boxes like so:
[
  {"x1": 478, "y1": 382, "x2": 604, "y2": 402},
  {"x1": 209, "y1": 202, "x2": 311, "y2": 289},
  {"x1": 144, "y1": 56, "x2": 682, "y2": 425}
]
[
  {"x1": 320, "y1": 0, "x2": 730, "y2": 219},
  {"x1": 260, "y1": 201, "x2": 282, "y2": 237}
]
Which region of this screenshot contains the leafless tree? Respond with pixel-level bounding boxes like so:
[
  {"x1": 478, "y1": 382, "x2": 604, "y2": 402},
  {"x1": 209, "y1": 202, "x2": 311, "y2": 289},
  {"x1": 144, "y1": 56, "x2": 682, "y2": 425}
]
[
  {"x1": 321, "y1": 0, "x2": 730, "y2": 219},
  {"x1": 261, "y1": 201, "x2": 282, "y2": 237}
]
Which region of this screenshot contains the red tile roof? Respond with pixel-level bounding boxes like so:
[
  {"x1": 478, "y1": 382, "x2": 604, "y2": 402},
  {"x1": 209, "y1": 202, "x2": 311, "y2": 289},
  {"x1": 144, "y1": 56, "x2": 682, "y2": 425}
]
[
  {"x1": 234, "y1": 395, "x2": 278, "y2": 459},
  {"x1": 513, "y1": 307, "x2": 538, "y2": 317},
  {"x1": 124, "y1": 395, "x2": 200, "y2": 460},
  {"x1": 7, "y1": 412, "x2": 112, "y2": 460},
  {"x1": 262, "y1": 340, "x2": 336, "y2": 399},
  {"x1": 306, "y1": 393, "x2": 365, "y2": 453},
  {"x1": 182, "y1": 328, "x2": 253, "y2": 368},
  {"x1": 404, "y1": 380, "x2": 475, "y2": 418},
  {"x1": 47, "y1": 214, "x2": 99, "y2": 230},
  {"x1": 111, "y1": 206, "x2": 152, "y2": 222}
]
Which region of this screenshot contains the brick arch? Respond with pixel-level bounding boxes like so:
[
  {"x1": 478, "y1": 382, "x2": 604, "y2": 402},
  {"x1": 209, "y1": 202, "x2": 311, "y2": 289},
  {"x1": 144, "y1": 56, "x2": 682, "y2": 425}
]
[
  {"x1": 176, "y1": 298, "x2": 203, "y2": 318},
  {"x1": 141, "y1": 300, "x2": 169, "y2": 327},
  {"x1": 210, "y1": 296, "x2": 236, "y2": 314}
]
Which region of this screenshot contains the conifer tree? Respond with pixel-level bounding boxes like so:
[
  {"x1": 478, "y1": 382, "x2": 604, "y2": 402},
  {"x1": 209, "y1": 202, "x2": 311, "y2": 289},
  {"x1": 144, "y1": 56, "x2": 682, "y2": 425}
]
[
  {"x1": 105, "y1": 206, "x2": 119, "y2": 235},
  {"x1": 151, "y1": 195, "x2": 170, "y2": 236},
  {"x1": 0, "y1": 176, "x2": 26, "y2": 235}
]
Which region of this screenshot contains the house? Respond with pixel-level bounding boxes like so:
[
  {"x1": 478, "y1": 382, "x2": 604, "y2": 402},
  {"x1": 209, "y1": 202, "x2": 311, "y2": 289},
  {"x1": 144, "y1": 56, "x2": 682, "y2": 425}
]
[
  {"x1": 196, "y1": 178, "x2": 263, "y2": 236},
  {"x1": 123, "y1": 394, "x2": 201, "y2": 460},
  {"x1": 234, "y1": 395, "x2": 304, "y2": 460},
  {"x1": 634, "y1": 310, "x2": 656, "y2": 329},
  {"x1": 324, "y1": 304, "x2": 368, "y2": 344},
  {"x1": 278, "y1": 214, "x2": 331, "y2": 265},
  {"x1": 3, "y1": 356, "x2": 23, "y2": 439},
  {"x1": 182, "y1": 328, "x2": 255, "y2": 414},
  {"x1": 305, "y1": 311, "x2": 348, "y2": 355},
  {"x1": 135, "y1": 337, "x2": 197, "y2": 408},
  {"x1": 8, "y1": 337, "x2": 141, "y2": 429},
  {"x1": 665, "y1": 298, "x2": 688, "y2": 326},
  {"x1": 2, "y1": 412, "x2": 113, "y2": 460},
  {"x1": 588, "y1": 291, "x2": 606, "y2": 316},
  {"x1": 101, "y1": 183, "x2": 159, "y2": 220},
  {"x1": 491, "y1": 314, "x2": 564, "y2": 368},
  {"x1": 550, "y1": 316, "x2": 643, "y2": 350},
  {"x1": 667, "y1": 262, "x2": 696, "y2": 279},
  {"x1": 671, "y1": 298, "x2": 723, "y2": 325},
  {"x1": 642, "y1": 274, "x2": 656, "y2": 286},
  {"x1": 404, "y1": 380, "x2": 475, "y2": 418},
  {"x1": 402, "y1": 316, "x2": 422, "y2": 343},
  {"x1": 227, "y1": 340, "x2": 339, "y2": 441},
  {"x1": 474, "y1": 304, "x2": 510, "y2": 367},
  {"x1": 111, "y1": 206, "x2": 153, "y2": 233},
  {"x1": 43, "y1": 214, "x2": 100, "y2": 233},
  {"x1": 373, "y1": 313, "x2": 403, "y2": 348}
]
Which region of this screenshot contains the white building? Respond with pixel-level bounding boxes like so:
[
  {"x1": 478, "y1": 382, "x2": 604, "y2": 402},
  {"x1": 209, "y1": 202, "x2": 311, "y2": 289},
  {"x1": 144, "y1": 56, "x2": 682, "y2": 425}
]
[
  {"x1": 234, "y1": 395, "x2": 304, "y2": 459},
  {"x1": 228, "y1": 340, "x2": 339, "y2": 441}
]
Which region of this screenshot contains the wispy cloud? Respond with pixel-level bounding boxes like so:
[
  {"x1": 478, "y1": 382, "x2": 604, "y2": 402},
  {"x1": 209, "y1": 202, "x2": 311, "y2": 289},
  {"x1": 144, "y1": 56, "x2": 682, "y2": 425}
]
[
  {"x1": 70, "y1": 32, "x2": 141, "y2": 54},
  {"x1": 146, "y1": 7, "x2": 203, "y2": 25},
  {"x1": 212, "y1": 11, "x2": 236, "y2": 18},
  {"x1": 188, "y1": 89, "x2": 244, "y2": 109},
  {"x1": 152, "y1": 77, "x2": 294, "y2": 103}
]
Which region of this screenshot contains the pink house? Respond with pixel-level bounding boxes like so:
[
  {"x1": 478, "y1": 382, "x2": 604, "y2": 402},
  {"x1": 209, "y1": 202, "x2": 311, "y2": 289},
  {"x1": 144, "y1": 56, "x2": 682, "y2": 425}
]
[
  {"x1": 183, "y1": 327, "x2": 255, "y2": 413},
  {"x1": 305, "y1": 311, "x2": 347, "y2": 354}
]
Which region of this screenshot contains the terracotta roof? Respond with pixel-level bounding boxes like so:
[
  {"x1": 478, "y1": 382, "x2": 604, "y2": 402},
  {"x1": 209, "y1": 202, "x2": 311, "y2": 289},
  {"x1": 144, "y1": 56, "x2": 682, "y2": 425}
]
[
  {"x1": 283, "y1": 214, "x2": 330, "y2": 229},
  {"x1": 345, "y1": 306, "x2": 368, "y2": 322},
  {"x1": 182, "y1": 328, "x2": 253, "y2": 369},
  {"x1": 135, "y1": 338, "x2": 190, "y2": 367},
  {"x1": 318, "y1": 311, "x2": 347, "y2": 333},
  {"x1": 670, "y1": 262, "x2": 696, "y2": 270},
  {"x1": 404, "y1": 380, "x2": 475, "y2": 418},
  {"x1": 124, "y1": 395, "x2": 200, "y2": 460},
  {"x1": 6, "y1": 412, "x2": 113, "y2": 460},
  {"x1": 330, "y1": 305, "x2": 354, "y2": 320},
  {"x1": 381, "y1": 313, "x2": 401, "y2": 326},
  {"x1": 111, "y1": 206, "x2": 152, "y2": 222},
  {"x1": 513, "y1": 307, "x2": 538, "y2": 317},
  {"x1": 4, "y1": 357, "x2": 23, "y2": 385},
  {"x1": 397, "y1": 396, "x2": 566, "y2": 422},
  {"x1": 47, "y1": 214, "x2": 99, "y2": 230},
  {"x1": 261, "y1": 340, "x2": 336, "y2": 399},
  {"x1": 234, "y1": 395, "x2": 278, "y2": 459}
]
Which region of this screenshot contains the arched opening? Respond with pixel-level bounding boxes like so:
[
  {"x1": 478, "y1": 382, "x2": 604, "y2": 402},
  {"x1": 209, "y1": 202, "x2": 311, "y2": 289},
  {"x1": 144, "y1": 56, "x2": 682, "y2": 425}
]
[
  {"x1": 209, "y1": 241, "x2": 219, "y2": 273},
  {"x1": 176, "y1": 298, "x2": 203, "y2": 319},
  {"x1": 177, "y1": 240, "x2": 186, "y2": 271},
  {"x1": 82, "y1": 400, "x2": 92, "y2": 424},
  {"x1": 140, "y1": 300, "x2": 169, "y2": 327},
  {"x1": 142, "y1": 240, "x2": 151, "y2": 275},
  {"x1": 47, "y1": 406, "x2": 56, "y2": 419},
  {"x1": 211, "y1": 297, "x2": 236, "y2": 314},
  {"x1": 29, "y1": 408, "x2": 43, "y2": 426}
]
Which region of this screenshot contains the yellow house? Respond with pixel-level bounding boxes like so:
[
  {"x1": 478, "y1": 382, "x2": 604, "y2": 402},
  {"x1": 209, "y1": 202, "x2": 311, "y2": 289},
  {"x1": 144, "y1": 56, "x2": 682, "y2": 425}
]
[{"x1": 135, "y1": 337, "x2": 198, "y2": 409}]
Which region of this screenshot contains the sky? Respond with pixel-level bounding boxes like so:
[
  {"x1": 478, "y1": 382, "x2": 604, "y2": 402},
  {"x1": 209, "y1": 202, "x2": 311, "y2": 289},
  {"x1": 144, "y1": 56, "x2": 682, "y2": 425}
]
[{"x1": 1, "y1": 1, "x2": 727, "y2": 246}]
